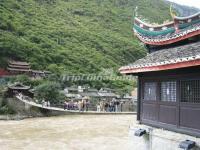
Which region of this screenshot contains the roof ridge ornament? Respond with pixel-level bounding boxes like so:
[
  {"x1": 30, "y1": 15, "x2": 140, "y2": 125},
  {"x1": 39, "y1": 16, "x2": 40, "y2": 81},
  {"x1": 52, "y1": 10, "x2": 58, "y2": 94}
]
[
  {"x1": 170, "y1": 3, "x2": 177, "y2": 19},
  {"x1": 133, "y1": 6, "x2": 138, "y2": 18}
]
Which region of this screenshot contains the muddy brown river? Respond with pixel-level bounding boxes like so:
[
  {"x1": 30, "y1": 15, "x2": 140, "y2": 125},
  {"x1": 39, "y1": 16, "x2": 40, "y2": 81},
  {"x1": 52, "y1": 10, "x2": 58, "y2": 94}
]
[{"x1": 0, "y1": 115, "x2": 136, "y2": 150}]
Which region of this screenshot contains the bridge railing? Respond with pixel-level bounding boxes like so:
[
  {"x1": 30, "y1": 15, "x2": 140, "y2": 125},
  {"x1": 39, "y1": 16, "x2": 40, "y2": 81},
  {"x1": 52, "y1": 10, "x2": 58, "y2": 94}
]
[{"x1": 16, "y1": 93, "x2": 136, "y2": 112}]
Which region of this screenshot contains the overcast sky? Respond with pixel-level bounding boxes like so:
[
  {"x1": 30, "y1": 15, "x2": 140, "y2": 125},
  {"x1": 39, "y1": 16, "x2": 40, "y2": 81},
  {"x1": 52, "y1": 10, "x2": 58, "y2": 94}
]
[{"x1": 168, "y1": 0, "x2": 200, "y2": 8}]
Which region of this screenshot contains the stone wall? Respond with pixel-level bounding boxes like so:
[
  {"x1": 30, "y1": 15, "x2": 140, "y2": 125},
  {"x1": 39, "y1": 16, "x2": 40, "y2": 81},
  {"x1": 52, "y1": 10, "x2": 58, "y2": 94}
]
[
  {"x1": 6, "y1": 97, "x2": 102, "y2": 117},
  {"x1": 6, "y1": 98, "x2": 43, "y2": 116},
  {"x1": 130, "y1": 124, "x2": 200, "y2": 150}
]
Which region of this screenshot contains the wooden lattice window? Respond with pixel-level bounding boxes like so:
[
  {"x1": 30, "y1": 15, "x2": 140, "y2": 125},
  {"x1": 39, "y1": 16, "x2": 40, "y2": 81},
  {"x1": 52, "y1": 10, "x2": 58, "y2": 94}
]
[
  {"x1": 161, "y1": 81, "x2": 176, "y2": 102},
  {"x1": 144, "y1": 82, "x2": 157, "y2": 101},
  {"x1": 181, "y1": 80, "x2": 200, "y2": 103}
]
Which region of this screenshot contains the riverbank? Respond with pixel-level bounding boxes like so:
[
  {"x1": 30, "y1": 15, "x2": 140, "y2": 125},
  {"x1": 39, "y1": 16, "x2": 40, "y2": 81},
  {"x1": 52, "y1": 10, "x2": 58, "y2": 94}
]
[
  {"x1": 0, "y1": 114, "x2": 41, "y2": 120},
  {"x1": 0, "y1": 110, "x2": 136, "y2": 120}
]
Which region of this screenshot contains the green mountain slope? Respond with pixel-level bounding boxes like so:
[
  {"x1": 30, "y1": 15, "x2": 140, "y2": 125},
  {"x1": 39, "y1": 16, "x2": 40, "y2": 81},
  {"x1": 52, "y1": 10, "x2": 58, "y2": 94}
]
[{"x1": 0, "y1": 0, "x2": 171, "y2": 74}]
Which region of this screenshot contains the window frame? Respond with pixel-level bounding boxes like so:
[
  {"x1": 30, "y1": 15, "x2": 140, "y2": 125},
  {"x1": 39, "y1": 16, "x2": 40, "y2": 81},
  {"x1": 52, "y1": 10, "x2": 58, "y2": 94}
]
[
  {"x1": 143, "y1": 81, "x2": 158, "y2": 101},
  {"x1": 160, "y1": 81, "x2": 177, "y2": 102},
  {"x1": 180, "y1": 79, "x2": 200, "y2": 104}
]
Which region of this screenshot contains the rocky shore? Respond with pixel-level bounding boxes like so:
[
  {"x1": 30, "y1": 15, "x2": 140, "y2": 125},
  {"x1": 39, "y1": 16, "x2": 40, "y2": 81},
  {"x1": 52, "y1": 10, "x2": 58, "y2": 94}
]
[{"x1": 0, "y1": 114, "x2": 34, "y2": 120}]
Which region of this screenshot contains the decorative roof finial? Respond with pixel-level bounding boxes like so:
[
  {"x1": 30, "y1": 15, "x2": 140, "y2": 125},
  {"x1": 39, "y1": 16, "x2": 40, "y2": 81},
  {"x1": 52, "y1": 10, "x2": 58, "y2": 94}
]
[
  {"x1": 170, "y1": 3, "x2": 177, "y2": 18},
  {"x1": 134, "y1": 6, "x2": 138, "y2": 18}
]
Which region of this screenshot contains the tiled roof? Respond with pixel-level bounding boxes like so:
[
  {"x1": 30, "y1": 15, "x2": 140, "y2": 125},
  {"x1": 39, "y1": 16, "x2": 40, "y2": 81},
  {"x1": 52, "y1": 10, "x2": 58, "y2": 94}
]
[
  {"x1": 80, "y1": 92, "x2": 100, "y2": 97},
  {"x1": 98, "y1": 92, "x2": 117, "y2": 97},
  {"x1": 8, "y1": 64, "x2": 31, "y2": 69},
  {"x1": 8, "y1": 83, "x2": 31, "y2": 90},
  {"x1": 8, "y1": 60, "x2": 30, "y2": 66},
  {"x1": 65, "y1": 87, "x2": 79, "y2": 91},
  {"x1": 7, "y1": 67, "x2": 30, "y2": 72},
  {"x1": 134, "y1": 24, "x2": 200, "y2": 44},
  {"x1": 31, "y1": 70, "x2": 51, "y2": 74},
  {"x1": 119, "y1": 41, "x2": 200, "y2": 73}
]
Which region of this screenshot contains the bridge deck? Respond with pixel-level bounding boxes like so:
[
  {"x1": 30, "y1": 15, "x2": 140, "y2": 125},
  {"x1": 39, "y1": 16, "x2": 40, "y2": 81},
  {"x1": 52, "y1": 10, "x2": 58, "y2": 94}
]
[{"x1": 16, "y1": 95, "x2": 136, "y2": 115}]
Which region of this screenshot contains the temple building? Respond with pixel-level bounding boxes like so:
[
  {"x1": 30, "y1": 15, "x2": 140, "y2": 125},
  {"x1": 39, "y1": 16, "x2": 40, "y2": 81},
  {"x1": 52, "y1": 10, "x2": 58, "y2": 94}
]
[
  {"x1": 7, "y1": 60, "x2": 31, "y2": 75},
  {"x1": 6, "y1": 82, "x2": 33, "y2": 98},
  {"x1": 6, "y1": 60, "x2": 51, "y2": 78},
  {"x1": 120, "y1": 10, "x2": 200, "y2": 138},
  {"x1": 31, "y1": 70, "x2": 51, "y2": 78}
]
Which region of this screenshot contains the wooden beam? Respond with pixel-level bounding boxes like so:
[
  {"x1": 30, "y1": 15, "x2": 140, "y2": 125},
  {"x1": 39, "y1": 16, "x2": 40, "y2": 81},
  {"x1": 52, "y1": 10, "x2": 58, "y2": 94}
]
[
  {"x1": 136, "y1": 29, "x2": 200, "y2": 46},
  {"x1": 120, "y1": 59, "x2": 200, "y2": 74}
]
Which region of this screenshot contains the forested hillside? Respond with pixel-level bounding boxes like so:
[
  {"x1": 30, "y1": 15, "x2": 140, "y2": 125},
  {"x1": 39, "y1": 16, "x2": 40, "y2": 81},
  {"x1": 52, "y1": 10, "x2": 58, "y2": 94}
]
[
  {"x1": 0, "y1": 0, "x2": 172, "y2": 74},
  {"x1": 165, "y1": 0, "x2": 199, "y2": 17}
]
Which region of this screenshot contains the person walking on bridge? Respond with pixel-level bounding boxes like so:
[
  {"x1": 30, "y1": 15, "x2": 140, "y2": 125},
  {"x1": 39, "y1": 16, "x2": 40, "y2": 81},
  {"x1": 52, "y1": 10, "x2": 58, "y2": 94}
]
[
  {"x1": 47, "y1": 101, "x2": 50, "y2": 107},
  {"x1": 42, "y1": 99, "x2": 45, "y2": 107},
  {"x1": 78, "y1": 100, "x2": 83, "y2": 112}
]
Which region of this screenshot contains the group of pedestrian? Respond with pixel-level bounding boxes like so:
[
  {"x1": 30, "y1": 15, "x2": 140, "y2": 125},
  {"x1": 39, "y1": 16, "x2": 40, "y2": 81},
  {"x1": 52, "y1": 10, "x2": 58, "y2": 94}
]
[
  {"x1": 64, "y1": 100, "x2": 76, "y2": 110},
  {"x1": 97, "y1": 99, "x2": 121, "y2": 112},
  {"x1": 64, "y1": 99, "x2": 90, "y2": 111},
  {"x1": 78, "y1": 99, "x2": 90, "y2": 111},
  {"x1": 41, "y1": 99, "x2": 50, "y2": 107}
]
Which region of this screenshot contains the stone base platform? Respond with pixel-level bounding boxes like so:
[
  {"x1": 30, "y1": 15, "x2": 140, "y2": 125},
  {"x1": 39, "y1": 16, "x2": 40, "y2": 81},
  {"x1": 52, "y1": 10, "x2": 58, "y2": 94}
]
[{"x1": 129, "y1": 124, "x2": 200, "y2": 150}]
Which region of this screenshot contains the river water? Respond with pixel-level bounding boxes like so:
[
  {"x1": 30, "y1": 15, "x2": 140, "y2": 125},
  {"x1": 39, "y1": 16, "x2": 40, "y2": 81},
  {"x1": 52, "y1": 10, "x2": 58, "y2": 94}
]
[{"x1": 0, "y1": 115, "x2": 136, "y2": 150}]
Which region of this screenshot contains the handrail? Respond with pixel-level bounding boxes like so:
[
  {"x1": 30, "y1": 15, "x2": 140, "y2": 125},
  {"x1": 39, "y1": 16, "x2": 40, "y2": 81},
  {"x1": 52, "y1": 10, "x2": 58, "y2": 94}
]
[{"x1": 15, "y1": 94, "x2": 136, "y2": 114}]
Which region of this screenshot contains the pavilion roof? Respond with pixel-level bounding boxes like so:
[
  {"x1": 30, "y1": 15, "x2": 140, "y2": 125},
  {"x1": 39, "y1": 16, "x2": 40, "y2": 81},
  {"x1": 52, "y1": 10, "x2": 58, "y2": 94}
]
[
  {"x1": 8, "y1": 60, "x2": 30, "y2": 66},
  {"x1": 7, "y1": 67, "x2": 30, "y2": 72},
  {"x1": 119, "y1": 41, "x2": 200, "y2": 74},
  {"x1": 8, "y1": 82, "x2": 31, "y2": 90},
  {"x1": 8, "y1": 64, "x2": 31, "y2": 69},
  {"x1": 133, "y1": 11, "x2": 200, "y2": 46}
]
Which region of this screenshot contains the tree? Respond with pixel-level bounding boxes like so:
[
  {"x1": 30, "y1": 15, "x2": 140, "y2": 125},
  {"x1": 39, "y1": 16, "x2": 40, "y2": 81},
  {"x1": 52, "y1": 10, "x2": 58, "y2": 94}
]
[
  {"x1": 15, "y1": 75, "x2": 32, "y2": 85},
  {"x1": 35, "y1": 81, "x2": 65, "y2": 104}
]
